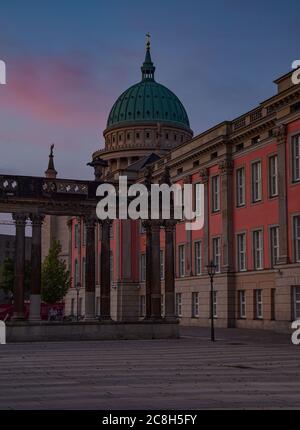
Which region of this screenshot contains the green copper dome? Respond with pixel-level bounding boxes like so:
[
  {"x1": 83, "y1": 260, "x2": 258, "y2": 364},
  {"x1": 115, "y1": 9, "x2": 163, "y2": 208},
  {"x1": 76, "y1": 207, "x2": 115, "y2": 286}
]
[{"x1": 106, "y1": 40, "x2": 191, "y2": 131}]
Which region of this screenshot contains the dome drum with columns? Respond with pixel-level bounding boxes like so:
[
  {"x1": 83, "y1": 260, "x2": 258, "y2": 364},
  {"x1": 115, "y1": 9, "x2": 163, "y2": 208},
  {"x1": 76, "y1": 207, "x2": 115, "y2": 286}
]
[{"x1": 93, "y1": 37, "x2": 193, "y2": 174}]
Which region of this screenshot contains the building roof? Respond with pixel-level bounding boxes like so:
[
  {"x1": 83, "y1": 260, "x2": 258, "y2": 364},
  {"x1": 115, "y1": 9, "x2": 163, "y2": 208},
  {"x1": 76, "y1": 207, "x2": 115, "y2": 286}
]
[{"x1": 106, "y1": 40, "x2": 191, "y2": 131}]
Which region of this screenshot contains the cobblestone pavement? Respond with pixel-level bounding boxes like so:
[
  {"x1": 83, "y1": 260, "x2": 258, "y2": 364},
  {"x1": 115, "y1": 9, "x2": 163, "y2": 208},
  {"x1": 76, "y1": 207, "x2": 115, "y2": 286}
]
[{"x1": 0, "y1": 327, "x2": 299, "y2": 410}]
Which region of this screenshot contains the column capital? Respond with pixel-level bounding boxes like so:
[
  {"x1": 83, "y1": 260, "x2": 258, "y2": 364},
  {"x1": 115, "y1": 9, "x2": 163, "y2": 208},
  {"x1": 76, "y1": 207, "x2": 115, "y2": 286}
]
[
  {"x1": 164, "y1": 219, "x2": 177, "y2": 232},
  {"x1": 29, "y1": 213, "x2": 45, "y2": 226},
  {"x1": 12, "y1": 212, "x2": 28, "y2": 225},
  {"x1": 83, "y1": 214, "x2": 97, "y2": 228},
  {"x1": 199, "y1": 168, "x2": 209, "y2": 184},
  {"x1": 98, "y1": 218, "x2": 113, "y2": 228},
  {"x1": 274, "y1": 124, "x2": 287, "y2": 145},
  {"x1": 150, "y1": 219, "x2": 163, "y2": 231},
  {"x1": 218, "y1": 158, "x2": 234, "y2": 176}
]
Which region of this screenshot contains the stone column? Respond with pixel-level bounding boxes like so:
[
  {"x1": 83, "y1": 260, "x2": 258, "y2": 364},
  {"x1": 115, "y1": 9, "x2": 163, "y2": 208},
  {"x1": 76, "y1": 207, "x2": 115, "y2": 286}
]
[
  {"x1": 29, "y1": 214, "x2": 44, "y2": 321},
  {"x1": 150, "y1": 221, "x2": 162, "y2": 319},
  {"x1": 84, "y1": 216, "x2": 96, "y2": 320},
  {"x1": 143, "y1": 220, "x2": 152, "y2": 318},
  {"x1": 100, "y1": 219, "x2": 112, "y2": 320},
  {"x1": 12, "y1": 213, "x2": 27, "y2": 320},
  {"x1": 164, "y1": 220, "x2": 177, "y2": 320},
  {"x1": 199, "y1": 168, "x2": 209, "y2": 267},
  {"x1": 275, "y1": 125, "x2": 289, "y2": 264}
]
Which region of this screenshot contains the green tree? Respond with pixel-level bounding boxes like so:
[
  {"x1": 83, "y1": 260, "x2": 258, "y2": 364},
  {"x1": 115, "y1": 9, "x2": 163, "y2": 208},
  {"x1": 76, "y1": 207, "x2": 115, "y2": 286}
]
[
  {"x1": 0, "y1": 257, "x2": 31, "y2": 298},
  {"x1": 41, "y1": 240, "x2": 70, "y2": 304}
]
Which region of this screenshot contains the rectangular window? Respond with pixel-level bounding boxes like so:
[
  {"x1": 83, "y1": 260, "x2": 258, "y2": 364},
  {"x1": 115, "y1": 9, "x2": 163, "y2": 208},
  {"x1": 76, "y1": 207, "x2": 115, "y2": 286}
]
[
  {"x1": 110, "y1": 251, "x2": 113, "y2": 286},
  {"x1": 238, "y1": 290, "x2": 246, "y2": 318},
  {"x1": 236, "y1": 167, "x2": 246, "y2": 207},
  {"x1": 252, "y1": 161, "x2": 262, "y2": 202},
  {"x1": 160, "y1": 250, "x2": 164, "y2": 280},
  {"x1": 212, "y1": 237, "x2": 221, "y2": 273},
  {"x1": 194, "y1": 183, "x2": 202, "y2": 216},
  {"x1": 237, "y1": 233, "x2": 247, "y2": 271},
  {"x1": 140, "y1": 254, "x2": 146, "y2": 282},
  {"x1": 192, "y1": 292, "x2": 199, "y2": 318},
  {"x1": 253, "y1": 230, "x2": 263, "y2": 270},
  {"x1": 96, "y1": 297, "x2": 100, "y2": 317},
  {"x1": 213, "y1": 291, "x2": 217, "y2": 318},
  {"x1": 176, "y1": 293, "x2": 182, "y2": 317},
  {"x1": 139, "y1": 295, "x2": 146, "y2": 317},
  {"x1": 269, "y1": 155, "x2": 278, "y2": 197},
  {"x1": 294, "y1": 216, "x2": 300, "y2": 262},
  {"x1": 271, "y1": 289, "x2": 276, "y2": 320},
  {"x1": 74, "y1": 224, "x2": 80, "y2": 248},
  {"x1": 178, "y1": 245, "x2": 185, "y2": 278},
  {"x1": 270, "y1": 226, "x2": 280, "y2": 267},
  {"x1": 161, "y1": 295, "x2": 164, "y2": 317},
  {"x1": 83, "y1": 225, "x2": 87, "y2": 246},
  {"x1": 82, "y1": 257, "x2": 86, "y2": 288},
  {"x1": 194, "y1": 241, "x2": 202, "y2": 275},
  {"x1": 79, "y1": 297, "x2": 83, "y2": 317},
  {"x1": 71, "y1": 298, "x2": 75, "y2": 316},
  {"x1": 293, "y1": 287, "x2": 300, "y2": 320},
  {"x1": 255, "y1": 289, "x2": 263, "y2": 319},
  {"x1": 74, "y1": 259, "x2": 79, "y2": 287},
  {"x1": 292, "y1": 134, "x2": 300, "y2": 182},
  {"x1": 211, "y1": 176, "x2": 220, "y2": 212}
]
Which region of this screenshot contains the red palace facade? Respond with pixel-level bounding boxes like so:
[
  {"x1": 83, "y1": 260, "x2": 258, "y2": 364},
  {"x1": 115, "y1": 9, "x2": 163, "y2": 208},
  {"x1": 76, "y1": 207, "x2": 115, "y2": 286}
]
[{"x1": 52, "y1": 46, "x2": 300, "y2": 332}]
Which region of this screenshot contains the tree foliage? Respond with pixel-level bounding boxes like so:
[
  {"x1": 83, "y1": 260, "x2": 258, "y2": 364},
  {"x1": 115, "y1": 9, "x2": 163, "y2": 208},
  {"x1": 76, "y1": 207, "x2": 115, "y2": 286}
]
[{"x1": 41, "y1": 240, "x2": 70, "y2": 304}]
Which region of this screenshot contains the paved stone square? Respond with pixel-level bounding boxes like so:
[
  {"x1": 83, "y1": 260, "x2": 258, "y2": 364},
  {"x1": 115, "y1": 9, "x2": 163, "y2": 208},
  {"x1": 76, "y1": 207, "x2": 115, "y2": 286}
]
[{"x1": 0, "y1": 327, "x2": 299, "y2": 410}]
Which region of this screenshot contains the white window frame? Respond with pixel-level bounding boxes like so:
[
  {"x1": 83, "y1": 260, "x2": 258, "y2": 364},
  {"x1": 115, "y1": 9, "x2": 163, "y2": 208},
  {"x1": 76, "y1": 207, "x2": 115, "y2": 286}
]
[
  {"x1": 292, "y1": 134, "x2": 300, "y2": 182},
  {"x1": 255, "y1": 289, "x2": 263, "y2": 319},
  {"x1": 269, "y1": 155, "x2": 278, "y2": 197},
  {"x1": 253, "y1": 230, "x2": 263, "y2": 270},
  {"x1": 192, "y1": 292, "x2": 199, "y2": 318},
  {"x1": 294, "y1": 216, "x2": 300, "y2": 262},
  {"x1": 82, "y1": 257, "x2": 86, "y2": 288},
  {"x1": 236, "y1": 167, "x2": 246, "y2": 207},
  {"x1": 178, "y1": 245, "x2": 185, "y2": 278},
  {"x1": 213, "y1": 291, "x2": 217, "y2": 318},
  {"x1": 139, "y1": 295, "x2": 146, "y2": 317},
  {"x1": 194, "y1": 241, "x2": 202, "y2": 276},
  {"x1": 239, "y1": 290, "x2": 246, "y2": 318},
  {"x1": 237, "y1": 233, "x2": 247, "y2": 272},
  {"x1": 270, "y1": 226, "x2": 280, "y2": 267},
  {"x1": 293, "y1": 286, "x2": 300, "y2": 320},
  {"x1": 252, "y1": 161, "x2": 262, "y2": 202},
  {"x1": 176, "y1": 293, "x2": 182, "y2": 317},
  {"x1": 160, "y1": 250, "x2": 164, "y2": 280},
  {"x1": 212, "y1": 237, "x2": 221, "y2": 273},
  {"x1": 211, "y1": 175, "x2": 220, "y2": 212},
  {"x1": 140, "y1": 254, "x2": 146, "y2": 282}
]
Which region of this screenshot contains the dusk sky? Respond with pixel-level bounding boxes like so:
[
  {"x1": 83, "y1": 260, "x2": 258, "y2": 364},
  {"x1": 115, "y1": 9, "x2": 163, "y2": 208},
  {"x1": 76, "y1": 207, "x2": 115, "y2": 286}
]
[{"x1": 0, "y1": 0, "x2": 300, "y2": 181}]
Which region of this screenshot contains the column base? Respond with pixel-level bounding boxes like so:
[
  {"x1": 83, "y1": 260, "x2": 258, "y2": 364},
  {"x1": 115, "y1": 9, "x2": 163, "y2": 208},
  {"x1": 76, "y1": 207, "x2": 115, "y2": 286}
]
[
  {"x1": 98, "y1": 316, "x2": 113, "y2": 322},
  {"x1": 164, "y1": 316, "x2": 178, "y2": 322},
  {"x1": 85, "y1": 291, "x2": 95, "y2": 320},
  {"x1": 29, "y1": 294, "x2": 41, "y2": 322},
  {"x1": 12, "y1": 313, "x2": 25, "y2": 321}
]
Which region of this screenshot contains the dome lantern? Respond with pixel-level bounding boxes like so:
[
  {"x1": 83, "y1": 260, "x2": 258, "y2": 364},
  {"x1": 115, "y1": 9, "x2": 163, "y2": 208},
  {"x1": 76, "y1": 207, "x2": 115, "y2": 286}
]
[{"x1": 141, "y1": 33, "x2": 155, "y2": 82}]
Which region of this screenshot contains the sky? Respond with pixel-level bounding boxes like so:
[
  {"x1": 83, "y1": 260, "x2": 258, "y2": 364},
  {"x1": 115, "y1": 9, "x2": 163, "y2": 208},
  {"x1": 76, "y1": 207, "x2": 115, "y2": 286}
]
[{"x1": 0, "y1": 0, "x2": 300, "y2": 183}]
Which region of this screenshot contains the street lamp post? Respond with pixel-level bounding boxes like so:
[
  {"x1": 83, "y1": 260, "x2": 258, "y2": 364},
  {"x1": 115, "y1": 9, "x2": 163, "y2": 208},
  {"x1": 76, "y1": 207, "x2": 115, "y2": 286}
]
[
  {"x1": 207, "y1": 261, "x2": 217, "y2": 342},
  {"x1": 75, "y1": 282, "x2": 81, "y2": 322}
]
